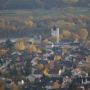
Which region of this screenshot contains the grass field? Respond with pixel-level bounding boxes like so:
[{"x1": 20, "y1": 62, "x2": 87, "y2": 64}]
[{"x1": 0, "y1": 7, "x2": 89, "y2": 17}]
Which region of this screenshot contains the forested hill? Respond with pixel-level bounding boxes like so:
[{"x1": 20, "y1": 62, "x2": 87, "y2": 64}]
[{"x1": 0, "y1": 0, "x2": 90, "y2": 10}]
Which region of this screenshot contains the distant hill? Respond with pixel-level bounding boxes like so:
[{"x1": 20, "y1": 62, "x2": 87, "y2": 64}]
[{"x1": 0, "y1": 0, "x2": 90, "y2": 10}]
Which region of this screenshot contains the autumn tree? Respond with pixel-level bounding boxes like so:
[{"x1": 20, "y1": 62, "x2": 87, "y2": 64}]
[
  {"x1": 62, "y1": 0, "x2": 79, "y2": 6},
  {"x1": 78, "y1": 28, "x2": 88, "y2": 41},
  {"x1": 56, "y1": 20, "x2": 76, "y2": 31},
  {"x1": 15, "y1": 40, "x2": 25, "y2": 51},
  {"x1": 24, "y1": 16, "x2": 35, "y2": 28},
  {"x1": 51, "y1": 36, "x2": 59, "y2": 43},
  {"x1": 72, "y1": 33, "x2": 80, "y2": 42},
  {"x1": 62, "y1": 30, "x2": 72, "y2": 39},
  {"x1": 59, "y1": 34, "x2": 63, "y2": 41}
]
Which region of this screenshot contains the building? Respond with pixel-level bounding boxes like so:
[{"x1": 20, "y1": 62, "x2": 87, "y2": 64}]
[{"x1": 51, "y1": 26, "x2": 59, "y2": 43}]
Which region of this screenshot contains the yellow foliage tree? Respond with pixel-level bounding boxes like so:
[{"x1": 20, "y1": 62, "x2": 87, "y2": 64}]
[
  {"x1": 15, "y1": 40, "x2": 25, "y2": 51},
  {"x1": 36, "y1": 48, "x2": 42, "y2": 53},
  {"x1": 29, "y1": 44, "x2": 37, "y2": 52},
  {"x1": 54, "y1": 55, "x2": 62, "y2": 61},
  {"x1": 51, "y1": 36, "x2": 59, "y2": 43},
  {"x1": 78, "y1": 28, "x2": 88, "y2": 40},
  {"x1": 43, "y1": 68, "x2": 49, "y2": 76},
  {"x1": 25, "y1": 20, "x2": 34, "y2": 28},
  {"x1": 24, "y1": 16, "x2": 34, "y2": 28},
  {"x1": 63, "y1": 30, "x2": 71, "y2": 39},
  {"x1": 59, "y1": 20, "x2": 76, "y2": 30}
]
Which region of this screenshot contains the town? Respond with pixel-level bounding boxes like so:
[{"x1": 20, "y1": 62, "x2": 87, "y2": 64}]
[{"x1": 0, "y1": 26, "x2": 90, "y2": 90}]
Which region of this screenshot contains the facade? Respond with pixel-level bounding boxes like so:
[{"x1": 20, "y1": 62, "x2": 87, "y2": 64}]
[{"x1": 51, "y1": 26, "x2": 59, "y2": 43}]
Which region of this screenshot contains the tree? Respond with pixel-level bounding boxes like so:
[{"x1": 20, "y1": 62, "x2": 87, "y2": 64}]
[
  {"x1": 15, "y1": 40, "x2": 25, "y2": 51},
  {"x1": 72, "y1": 33, "x2": 80, "y2": 42},
  {"x1": 58, "y1": 20, "x2": 76, "y2": 31},
  {"x1": 62, "y1": 0, "x2": 79, "y2": 5},
  {"x1": 59, "y1": 34, "x2": 63, "y2": 40},
  {"x1": 24, "y1": 16, "x2": 34, "y2": 28},
  {"x1": 43, "y1": 67, "x2": 49, "y2": 76},
  {"x1": 62, "y1": 30, "x2": 72, "y2": 39},
  {"x1": 25, "y1": 20, "x2": 34, "y2": 28},
  {"x1": 78, "y1": 28, "x2": 88, "y2": 41},
  {"x1": 5, "y1": 39, "x2": 13, "y2": 49},
  {"x1": 51, "y1": 36, "x2": 59, "y2": 43}
]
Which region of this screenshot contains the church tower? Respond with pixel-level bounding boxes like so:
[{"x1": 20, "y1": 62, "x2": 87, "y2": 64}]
[{"x1": 51, "y1": 26, "x2": 59, "y2": 43}]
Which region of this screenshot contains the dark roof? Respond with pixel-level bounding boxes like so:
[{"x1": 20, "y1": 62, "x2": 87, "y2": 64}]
[{"x1": 53, "y1": 26, "x2": 57, "y2": 30}]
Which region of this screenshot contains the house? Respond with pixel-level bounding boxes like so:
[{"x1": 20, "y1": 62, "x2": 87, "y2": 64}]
[{"x1": 58, "y1": 39, "x2": 73, "y2": 48}]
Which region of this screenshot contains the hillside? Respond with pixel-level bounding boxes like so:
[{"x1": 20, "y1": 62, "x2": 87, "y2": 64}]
[{"x1": 0, "y1": 0, "x2": 90, "y2": 10}]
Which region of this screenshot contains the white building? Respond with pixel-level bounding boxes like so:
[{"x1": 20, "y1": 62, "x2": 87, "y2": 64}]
[{"x1": 51, "y1": 26, "x2": 59, "y2": 43}]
